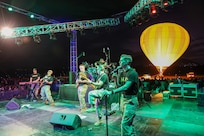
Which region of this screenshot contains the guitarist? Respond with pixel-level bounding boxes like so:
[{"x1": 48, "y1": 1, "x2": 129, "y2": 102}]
[
  {"x1": 40, "y1": 70, "x2": 55, "y2": 106},
  {"x1": 76, "y1": 63, "x2": 94, "y2": 113},
  {"x1": 29, "y1": 68, "x2": 40, "y2": 101}
]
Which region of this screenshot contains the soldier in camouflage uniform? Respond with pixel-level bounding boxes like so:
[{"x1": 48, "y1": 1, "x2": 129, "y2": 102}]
[{"x1": 107, "y1": 54, "x2": 139, "y2": 136}]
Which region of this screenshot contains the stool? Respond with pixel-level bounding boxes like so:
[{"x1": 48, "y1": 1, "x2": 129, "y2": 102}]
[{"x1": 163, "y1": 91, "x2": 170, "y2": 100}]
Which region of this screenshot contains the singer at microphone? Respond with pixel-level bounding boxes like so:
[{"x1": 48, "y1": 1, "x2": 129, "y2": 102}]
[{"x1": 110, "y1": 65, "x2": 122, "y2": 75}]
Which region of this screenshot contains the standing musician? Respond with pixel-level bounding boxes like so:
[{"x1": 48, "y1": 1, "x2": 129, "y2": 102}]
[
  {"x1": 106, "y1": 54, "x2": 139, "y2": 136},
  {"x1": 86, "y1": 64, "x2": 110, "y2": 126},
  {"x1": 76, "y1": 63, "x2": 94, "y2": 113},
  {"x1": 40, "y1": 70, "x2": 55, "y2": 106},
  {"x1": 29, "y1": 68, "x2": 40, "y2": 101}
]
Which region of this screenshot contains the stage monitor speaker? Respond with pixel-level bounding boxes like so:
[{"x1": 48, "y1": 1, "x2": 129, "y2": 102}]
[
  {"x1": 197, "y1": 93, "x2": 204, "y2": 106},
  {"x1": 6, "y1": 98, "x2": 21, "y2": 110},
  {"x1": 50, "y1": 112, "x2": 81, "y2": 130}
]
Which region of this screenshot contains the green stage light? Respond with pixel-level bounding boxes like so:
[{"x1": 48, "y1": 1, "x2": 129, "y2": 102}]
[
  {"x1": 30, "y1": 14, "x2": 34, "y2": 18},
  {"x1": 8, "y1": 7, "x2": 13, "y2": 11}
]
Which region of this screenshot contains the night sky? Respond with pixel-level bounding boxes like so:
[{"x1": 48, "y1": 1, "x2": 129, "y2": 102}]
[{"x1": 0, "y1": 0, "x2": 204, "y2": 76}]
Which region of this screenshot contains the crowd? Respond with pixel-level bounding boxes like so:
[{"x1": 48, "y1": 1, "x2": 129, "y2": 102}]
[{"x1": 1, "y1": 74, "x2": 204, "y2": 100}]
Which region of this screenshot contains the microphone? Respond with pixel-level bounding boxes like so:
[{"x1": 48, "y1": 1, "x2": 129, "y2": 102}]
[{"x1": 110, "y1": 66, "x2": 122, "y2": 74}]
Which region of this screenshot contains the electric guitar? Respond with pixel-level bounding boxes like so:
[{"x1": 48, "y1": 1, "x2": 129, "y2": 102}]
[{"x1": 76, "y1": 72, "x2": 96, "y2": 89}]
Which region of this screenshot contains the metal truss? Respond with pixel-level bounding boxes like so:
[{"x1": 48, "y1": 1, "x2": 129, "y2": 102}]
[
  {"x1": 0, "y1": 2, "x2": 59, "y2": 24},
  {"x1": 0, "y1": 18, "x2": 120, "y2": 38},
  {"x1": 124, "y1": 0, "x2": 162, "y2": 22},
  {"x1": 124, "y1": 0, "x2": 183, "y2": 22}
]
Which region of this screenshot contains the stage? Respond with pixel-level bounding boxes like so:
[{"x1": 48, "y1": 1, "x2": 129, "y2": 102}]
[{"x1": 0, "y1": 97, "x2": 204, "y2": 136}]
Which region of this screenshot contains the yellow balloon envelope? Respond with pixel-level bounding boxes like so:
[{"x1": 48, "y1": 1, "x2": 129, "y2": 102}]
[{"x1": 140, "y1": 22, "x2": 190, "y2": 75}]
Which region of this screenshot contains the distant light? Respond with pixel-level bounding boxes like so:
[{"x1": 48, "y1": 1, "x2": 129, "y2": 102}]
[
  {"x1": 30, "y1": 14, "x2": 35, "y2": 18},
  {"x1": 1, "y1": 27, "x2": 13, "y2": 37},
  {"x1": 8, "y1": 7, "x2": 13, "y2": 11}
]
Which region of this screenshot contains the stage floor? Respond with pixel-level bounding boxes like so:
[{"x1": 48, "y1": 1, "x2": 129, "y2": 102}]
[{"x1": 0, "y1": 97, "x2": 204, "y2": 136}]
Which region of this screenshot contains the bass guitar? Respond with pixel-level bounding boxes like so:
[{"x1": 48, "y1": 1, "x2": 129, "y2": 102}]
[{"x1": 76, "y1": 72, "x2": 96, "y2": 89}]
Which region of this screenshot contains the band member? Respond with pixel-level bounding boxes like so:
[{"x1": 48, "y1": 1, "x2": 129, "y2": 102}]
[
  {"x1": 29, "y1": 68, "x2": 40, "y2": 101},
  {"x1": 86, "y1": 64, "x2": 109, "y2": 126},
  {"x1": 76, "y1": 63, "x2": 93, "y2": 113},
  {"x1": 40, "y1": 70, "x2": 55, "y2": 106},
  {"x1": 106, "y1": 54, "x2": 139, "y2": 136},
  {"x1": 94, "y1": 58, "x2": 107, "y2": 68}
]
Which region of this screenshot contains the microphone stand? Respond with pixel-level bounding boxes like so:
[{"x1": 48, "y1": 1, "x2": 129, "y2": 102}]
[
  {"x1": 107, "y1": 47, "x2": 111, "y2": 64},
  {"x1": 105, "y1": 95, "x2": 109, "y2": 136},
  {"x1": 104, "y1": 94, "x2": 117, "y2": 136}
]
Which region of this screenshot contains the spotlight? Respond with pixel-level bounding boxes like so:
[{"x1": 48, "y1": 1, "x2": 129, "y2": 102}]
[
  {"x1": 33, "y1": 35, "x2": 41, "y2": 43},
  {"x1": 8, "y1": 7, "x2": 13, "y2": 11},
  {"x1": 161, "y1": 0, "x2": 173, "y2": 12},
  {"x1": 30, "y1": 14, "x2": 35, "y2": 18},
  {"x1": 1, "y1": 27, "x2": 13, "y2": 38},
  {"x1": 49, "y1": 32, "x2": 57, "y2": 40},
  {"x1": 149, "y1": 3, "x2": 159, "y2": 18}
]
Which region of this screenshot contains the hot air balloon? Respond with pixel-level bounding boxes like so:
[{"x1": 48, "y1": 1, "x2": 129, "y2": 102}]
[{"x1": 140, "y1": 22, "x2": 190, "y2": 76}]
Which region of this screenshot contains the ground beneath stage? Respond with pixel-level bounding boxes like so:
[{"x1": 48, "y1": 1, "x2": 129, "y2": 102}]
[{"x1": 0, "y1": 97, "x2": 204, "y2": 136}]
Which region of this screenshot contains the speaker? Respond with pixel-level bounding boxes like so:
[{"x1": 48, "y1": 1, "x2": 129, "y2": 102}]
[
  {"x1": 50, "y1": 112, "x2": 81, "y2": 130},
  {"x1": 6, "y1": 98, "x2": 21, "y2": 110},
  {"x1": 59, "y1": 84, "x2": 78, "y2": 101},
  {"x1": 198, "y1": 93, "x2": 204, "y2": 106}
]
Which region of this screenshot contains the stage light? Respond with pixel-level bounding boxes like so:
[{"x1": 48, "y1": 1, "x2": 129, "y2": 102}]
[
  {"x1": 149, "y1": 3, "x2": 159, "y2": 18},
  {"x1": 8, "y1": 7, "x2": 13, "y2": 11},
  {"x1": 49, "y1": 32, "x2": 57, "y2": 40},
  {"x1": 128, "y1": 18, "x2": 137, "y2": 28},
  {"x1": 33, "y1": 35, "x2": 41, "y2": 43},
  {"x1": 30, "y1": 14, "x2": 35, "y2": 18},
  {"x1": 66, "y1": 30, "x2": 72, "y2": 38},
  {"x1": 1, "y1": 27, "x2": 13, "y2": 38},
  {"x1": 134, "y1": 13, "x2": 142, "y2": 26},
  {"x1": 163, "y1": 0, "x2": 169, "y2": 6},
  {"x1": 161, "y1": 0, "x2": 173, "y2": 12},
  {"x1": 15, "y1": 37, "x2": 23, "y2": 45},
  {"x1": 141, "y1": 7, "x2": 150, "y2": 22}
]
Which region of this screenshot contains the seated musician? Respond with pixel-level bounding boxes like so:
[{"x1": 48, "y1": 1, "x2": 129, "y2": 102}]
[
  {"x1": 76, "y1": 63, "x2": 94, "y2": 113},
  {"x1": 86, "y1": 64, "x2": 110, "y2": 126},
  {"x1": 29, "y1": 68, "x2": 40, "y2": 101}
]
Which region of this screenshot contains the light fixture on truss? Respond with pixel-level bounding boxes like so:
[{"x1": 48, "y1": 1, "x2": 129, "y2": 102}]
[{"x1": 33, "y1": 35, "x2": 41, "y2": 43}]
